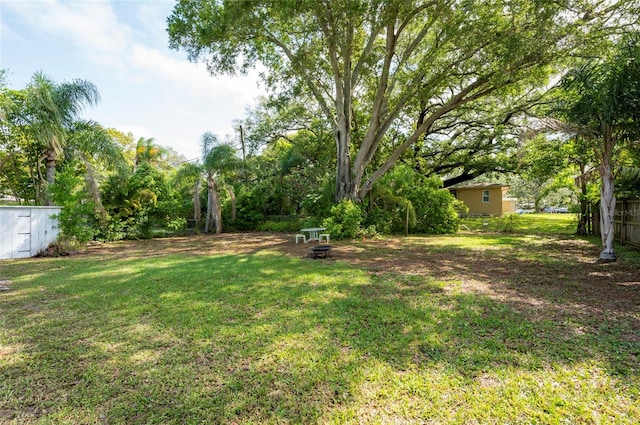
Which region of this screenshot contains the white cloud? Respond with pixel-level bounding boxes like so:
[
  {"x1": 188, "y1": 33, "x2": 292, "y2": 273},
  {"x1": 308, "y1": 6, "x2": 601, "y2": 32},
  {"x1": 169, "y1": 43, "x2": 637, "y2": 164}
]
[
  {"x1": 5, "y1": 0, "x2": 261, "y2": 101},
  {"x1": 127, "y1": 44, "x2": 261, "y2": 101},
  {"x1": 4, "y1": 0, "x2": 131, "y2": 53},
  {"x1": 2, "y1": 0, "x2": 265, "y2": 158}
]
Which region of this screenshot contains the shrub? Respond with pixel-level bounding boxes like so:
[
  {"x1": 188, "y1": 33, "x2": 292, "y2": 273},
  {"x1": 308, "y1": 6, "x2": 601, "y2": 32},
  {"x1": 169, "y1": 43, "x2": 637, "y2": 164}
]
[
  {"x1": 408, "y1": 185, "x2": 460, "y2": 234},
  {"x1": 366, "y1": 166, "x2": 460, "y2": 235},
  {"x1": 322, "y1": 199, "x2": 364, "y2": 239},
  {"x1": 498, "y1": 213, "x2": 519, "y2": 233},
  {"x1": 364, "y1": 207, "x2": 394, "y2": 234},
  {"x1": 361, "y1": 224, "x2": 379, "y2": 239}
]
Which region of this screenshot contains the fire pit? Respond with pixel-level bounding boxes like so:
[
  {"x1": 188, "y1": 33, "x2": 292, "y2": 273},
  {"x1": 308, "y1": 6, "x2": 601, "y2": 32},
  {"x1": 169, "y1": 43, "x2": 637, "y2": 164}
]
[{"x1": 310, "y1": 245, "x2": 332, "y2": 259}]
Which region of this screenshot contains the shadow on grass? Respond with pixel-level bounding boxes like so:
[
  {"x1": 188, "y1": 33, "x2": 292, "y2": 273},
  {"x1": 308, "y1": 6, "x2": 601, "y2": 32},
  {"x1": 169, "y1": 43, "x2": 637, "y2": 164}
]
[
  {"x1": 1, "y1": 249, "x2": 638, "y2": 423},
  {"x1": 348, "y1": 235, "x2": 640, "y2": 373}
]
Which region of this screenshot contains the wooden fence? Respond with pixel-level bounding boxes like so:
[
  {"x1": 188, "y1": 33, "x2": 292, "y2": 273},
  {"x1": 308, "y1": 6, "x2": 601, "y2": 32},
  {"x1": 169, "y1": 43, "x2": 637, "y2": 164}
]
[{"x1": 593, "y1": 199, "x2": 640, "y2": 249}]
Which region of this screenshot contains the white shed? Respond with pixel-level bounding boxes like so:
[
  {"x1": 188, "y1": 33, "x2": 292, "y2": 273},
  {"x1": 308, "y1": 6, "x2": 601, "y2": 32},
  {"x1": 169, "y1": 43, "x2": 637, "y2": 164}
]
[{"x1": 0, "y1": 206, "x2": 62, "y2": 259}]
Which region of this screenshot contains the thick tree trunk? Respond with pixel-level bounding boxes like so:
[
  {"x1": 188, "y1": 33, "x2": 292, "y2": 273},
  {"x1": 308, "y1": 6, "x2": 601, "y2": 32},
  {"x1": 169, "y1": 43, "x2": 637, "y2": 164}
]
[
  {"x1": 599, "y1": 136, "x2": 616, "y2": 262},
  {"x1": 335, "y1": 129, "x2": 355, "y2": 202},
  {"x1": 333, "y1": 63, "x2": 357, "y2": 202}
]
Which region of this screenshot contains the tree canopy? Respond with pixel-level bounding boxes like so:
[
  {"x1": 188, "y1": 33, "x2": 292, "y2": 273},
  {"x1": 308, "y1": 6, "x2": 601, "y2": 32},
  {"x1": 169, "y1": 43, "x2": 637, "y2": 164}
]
[
  {"x1": 167, "y1": 0, "x2": 636, "y2": 202},
  {"x1": 540, "y1": 32, "x2": 640, "y2": 260},
  {"x1": 4, "y1": 1, "x2": 640, "y2": 251}
]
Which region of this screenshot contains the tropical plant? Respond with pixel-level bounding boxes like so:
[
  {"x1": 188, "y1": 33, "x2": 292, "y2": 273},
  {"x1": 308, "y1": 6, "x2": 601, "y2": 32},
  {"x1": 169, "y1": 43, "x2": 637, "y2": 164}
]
[
  {"x1": 134, "y1": 137, "x2": 168, "y2": 171},
  {"x1": 48, "y1": 120, "x2": 129, "y2": 240},
  {"x1": 200, "y1": 132, "x2": 239, "y2": 233},
  {"x1": 23, "y1": 72, "x2": 100, "y2": 204},
  {"x1": 544, "y1": 33, "x2": 640, "y2": 261}
]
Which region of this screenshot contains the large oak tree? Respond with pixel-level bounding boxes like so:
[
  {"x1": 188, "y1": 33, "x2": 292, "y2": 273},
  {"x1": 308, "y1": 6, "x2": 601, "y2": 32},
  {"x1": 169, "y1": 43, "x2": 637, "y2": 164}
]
[{"x1": 168, "y1": 0, "x2": 635, "y2": 202}]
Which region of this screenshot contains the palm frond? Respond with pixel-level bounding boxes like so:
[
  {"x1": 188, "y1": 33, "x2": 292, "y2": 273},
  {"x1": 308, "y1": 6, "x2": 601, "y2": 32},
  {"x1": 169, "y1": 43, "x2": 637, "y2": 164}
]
[
  {"x1": 200, "y1": 132, "x2": 219, "y2": 158},
  {"x1": 617, "y1": 166, "x2": 640, "y2": 181},
  {"x1": 534, "y1": 117, "x2": 599, "y2": 140}
]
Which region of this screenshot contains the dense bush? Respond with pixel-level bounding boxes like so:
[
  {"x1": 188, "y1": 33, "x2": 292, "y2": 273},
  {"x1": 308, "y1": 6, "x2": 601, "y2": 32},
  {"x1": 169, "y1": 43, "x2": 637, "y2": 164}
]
[
  {"x1": 50, "y1": 167, "x2": 101, "y2": 244},
  {"x1": 407, "y1": 183, "x2": 461, "y2": 234},
  {"x1": 229, "y1": 189, "x2": 266, "y2": 231},
  {"x1": 365, "y1": 165, "x2": 460, "y2": 235},
  {"x1": 364, "y1": 207, "x2": 394, "y2": 235},
  {"x1": 322, "y1": 199, "x2": 364, "y2": 239}
]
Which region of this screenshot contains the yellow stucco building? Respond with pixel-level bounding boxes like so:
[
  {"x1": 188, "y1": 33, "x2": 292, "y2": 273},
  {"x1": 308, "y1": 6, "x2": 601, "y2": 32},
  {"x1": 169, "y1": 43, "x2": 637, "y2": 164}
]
[{"x1": 449, "y1": 183, "x2": 516, "y2": 216}]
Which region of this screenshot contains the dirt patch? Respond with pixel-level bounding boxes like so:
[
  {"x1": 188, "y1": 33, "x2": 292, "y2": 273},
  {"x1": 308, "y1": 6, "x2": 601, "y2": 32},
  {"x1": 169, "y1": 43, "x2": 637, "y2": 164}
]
[
  {"x1": 345, "y1": 236, "x2": 640, "y2": 326},
  {"x1": 0, "y1": 278, "x2": 12, "y2": 291}
]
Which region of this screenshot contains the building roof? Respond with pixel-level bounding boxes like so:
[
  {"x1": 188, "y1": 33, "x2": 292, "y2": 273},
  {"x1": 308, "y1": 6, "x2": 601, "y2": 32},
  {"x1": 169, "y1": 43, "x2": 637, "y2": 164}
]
[{"x1": 448, "y1": 183, "x2": 509, "y2": 190}]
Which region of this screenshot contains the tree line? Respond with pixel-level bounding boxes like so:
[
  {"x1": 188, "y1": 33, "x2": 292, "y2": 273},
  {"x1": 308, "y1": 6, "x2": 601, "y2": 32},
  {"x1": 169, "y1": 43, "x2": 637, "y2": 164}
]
[
  {"x1": 2, "y1": 0, "x2": 640, "y2": 261},
  {"x1": 167, "y1": 0, "x2": 640, "y2": 261}
]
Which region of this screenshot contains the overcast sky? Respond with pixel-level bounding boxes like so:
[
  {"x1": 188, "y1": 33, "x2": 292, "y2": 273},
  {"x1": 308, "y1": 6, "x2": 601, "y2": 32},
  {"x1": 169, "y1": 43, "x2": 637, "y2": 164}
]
[{"x1": 1, "y1": 0, "x2": 264, "y2": 161}]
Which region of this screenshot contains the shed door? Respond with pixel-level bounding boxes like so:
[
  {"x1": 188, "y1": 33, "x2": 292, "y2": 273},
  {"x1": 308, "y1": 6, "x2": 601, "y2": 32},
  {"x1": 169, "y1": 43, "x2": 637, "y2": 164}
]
[{"x1": 13, "y1": 210, "x2": 32, "y2": 258}]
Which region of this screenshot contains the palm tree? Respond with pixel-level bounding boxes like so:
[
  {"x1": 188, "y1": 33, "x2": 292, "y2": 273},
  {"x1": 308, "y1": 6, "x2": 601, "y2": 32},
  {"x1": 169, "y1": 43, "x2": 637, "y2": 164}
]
[
  {"x1": 200, "y1": 132, "x2": 238, "y2": 234},
  {"x1": 64, "y1": 120, "x2": 128, "y2": 218},
  {"x1": 134, "y1": 137, "x2": 167, "y2": 171},
  {"x1": 26, "y1": 72, "x2": 100, "y2": 205},
  {"x1": 544, "y1": 34, "x2": 640, "y2": 261},
  {"x1": 173, "y1": 162, "x2": 204, "y2": 230}
]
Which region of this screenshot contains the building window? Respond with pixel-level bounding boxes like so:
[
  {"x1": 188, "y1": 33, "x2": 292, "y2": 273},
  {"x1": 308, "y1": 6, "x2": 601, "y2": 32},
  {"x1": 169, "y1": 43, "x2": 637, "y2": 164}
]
[{"x1": 482, "y1": 190, "x2": 490, "y2": 203}]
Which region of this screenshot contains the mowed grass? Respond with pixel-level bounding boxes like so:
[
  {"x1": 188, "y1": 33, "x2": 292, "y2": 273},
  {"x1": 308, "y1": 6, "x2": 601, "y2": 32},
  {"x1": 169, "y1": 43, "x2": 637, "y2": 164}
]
[
  {"x1": 461, "y1": 212, "x2": 578, "y2": 234},
  {"x1": 1, "y1": 229, "x2": 639, "y2": 423}
]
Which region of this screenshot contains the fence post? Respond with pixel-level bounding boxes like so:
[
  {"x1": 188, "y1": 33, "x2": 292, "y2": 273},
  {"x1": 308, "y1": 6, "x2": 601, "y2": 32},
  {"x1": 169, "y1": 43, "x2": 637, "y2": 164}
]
[
  {"x1": 621, "y1": 200, "x2": 627, "y2": 245},
  {"x1": 592, "y1": 203, "x2": 599, "y2": 236}
]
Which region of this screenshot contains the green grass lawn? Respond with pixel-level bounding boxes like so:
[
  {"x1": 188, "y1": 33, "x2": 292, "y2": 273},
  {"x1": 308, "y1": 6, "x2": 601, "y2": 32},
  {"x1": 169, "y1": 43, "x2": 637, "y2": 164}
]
[
  {"x1": 1, "y1": 231, "x2": 639, "y2": 424},
  {"x1": 461, "y1": 212, "x2": 578, "y2": 234}
]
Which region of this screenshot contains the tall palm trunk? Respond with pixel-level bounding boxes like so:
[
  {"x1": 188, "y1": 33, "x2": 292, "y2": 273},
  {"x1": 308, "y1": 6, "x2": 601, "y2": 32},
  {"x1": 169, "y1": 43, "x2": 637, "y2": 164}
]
[
  {"x1": 82, "y1": 157, "x2": 107, "y2": 224},
  {"x1": 599, "y1": 132, "x2": 616, "y2": 262},
  {"x1": 200, "y1": 133, "x2": 236, "y2": 233},
  {"x1": 204, "y1": 174, "x2": 223, "y2": 234}
]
